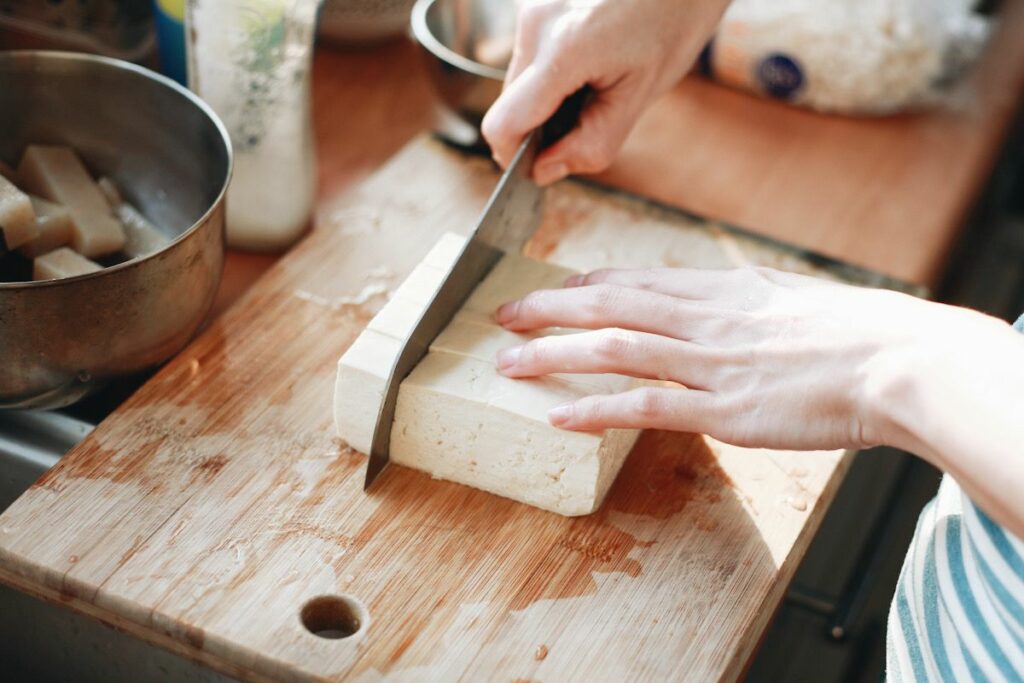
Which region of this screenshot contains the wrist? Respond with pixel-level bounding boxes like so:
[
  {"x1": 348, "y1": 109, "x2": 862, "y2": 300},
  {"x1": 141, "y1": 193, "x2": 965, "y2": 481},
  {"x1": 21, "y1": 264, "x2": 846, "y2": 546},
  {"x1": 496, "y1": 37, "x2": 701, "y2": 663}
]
[
  {"x1": 857, "y1": 302, "x2": 1019, "y2": 460},
  {"x1": 856, "y1": 328, "x2": 927, "y2": 454}
]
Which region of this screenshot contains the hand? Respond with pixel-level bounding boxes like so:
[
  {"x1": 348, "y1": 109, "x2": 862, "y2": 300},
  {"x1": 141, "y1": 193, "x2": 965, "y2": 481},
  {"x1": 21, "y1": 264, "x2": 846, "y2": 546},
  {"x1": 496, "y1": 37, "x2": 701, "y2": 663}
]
[
  {"x1": 493, "y1": 266, "x2": 1007, "y2": 453},
  {"x1": 481, "y1": 0, "x2": 729, "y2": 186}
]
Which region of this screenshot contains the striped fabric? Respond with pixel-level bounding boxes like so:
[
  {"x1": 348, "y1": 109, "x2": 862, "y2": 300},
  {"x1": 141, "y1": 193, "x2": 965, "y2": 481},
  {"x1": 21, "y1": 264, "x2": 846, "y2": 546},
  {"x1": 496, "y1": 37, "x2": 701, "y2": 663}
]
[{"x1": 886, "y1": 315, "x2": 1024, "y2": 682}]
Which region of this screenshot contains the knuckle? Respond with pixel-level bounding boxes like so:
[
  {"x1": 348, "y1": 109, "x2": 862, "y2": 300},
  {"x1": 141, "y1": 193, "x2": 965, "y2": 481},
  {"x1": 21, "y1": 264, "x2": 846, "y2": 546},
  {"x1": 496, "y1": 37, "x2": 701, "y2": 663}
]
[
  {"x1": 636, "y1": 268, "x2": 660, "y2": 290},
  {"x1": 518, "y1": 5, "x2": 541, "y2": 29},
  {"x1": 752, "y1": 265, "x2": 784, "y2": 281},
  {"x1": 693, "y1": 314, "x2": 729, "y2": 342},
  {"x1": 517, "y1": 290, "x2": 548, "y2": 320},
  {"x1": 574, "y1": 136, "x2": 615, "y2": 172},
  {"x1": 584, "y1": 284, "x2": 622, "y2": 321},
  {"x1": 737, "y1": 266, "x2": 780, "y2": 289},
  {"x1": 594, "y1": 328, "x2": 637, "y2": 361},
  {"x1": 571, "y1": 395, "x2": 601, "y2": 423},
  {"x1": 543, "y1": 40, "x2": 579, "y2": 81},
  {"x1": 582, "y1": 268, "x2": 612, "y2": 285},
  {"x1": 480, "y1": 111, "x2": 501, "y2": 144},
  {"x1": 733, "y1": 267, "x2": 760, "y2": 286},
  {"x1": 631, "y1": 388, "x2": 664, "y2": 419},
  {"x1": 522, "y1": 337, "x2": 552, "y2": 366}
]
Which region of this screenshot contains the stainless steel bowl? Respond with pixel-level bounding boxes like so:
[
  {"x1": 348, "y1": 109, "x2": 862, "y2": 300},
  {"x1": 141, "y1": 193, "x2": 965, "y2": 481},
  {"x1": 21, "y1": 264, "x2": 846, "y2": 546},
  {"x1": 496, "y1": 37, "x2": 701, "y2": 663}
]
[
  {"x1": 411, "y1": 0, "x2": 514, "y2": 143},
  {"x1": 319, "y1": 0, "x2": 418, "y2": 45},
  {"x1": 0, "y1": 51, "x2": 232, "y2": 409}
]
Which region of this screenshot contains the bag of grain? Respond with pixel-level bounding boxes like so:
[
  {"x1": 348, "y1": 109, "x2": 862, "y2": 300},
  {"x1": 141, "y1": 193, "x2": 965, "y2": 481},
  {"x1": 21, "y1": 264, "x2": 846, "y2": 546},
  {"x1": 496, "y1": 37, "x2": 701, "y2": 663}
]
[{"x1": 699, "y1": 0, "x2": 991, "y2": 114}]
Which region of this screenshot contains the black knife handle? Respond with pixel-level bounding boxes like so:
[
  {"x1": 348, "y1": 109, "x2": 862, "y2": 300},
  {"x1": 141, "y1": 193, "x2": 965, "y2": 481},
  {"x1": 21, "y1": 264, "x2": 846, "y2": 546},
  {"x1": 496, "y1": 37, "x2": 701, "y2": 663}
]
[{"x1": 540, "y1": 85, "x2": 593, "y2": 150}]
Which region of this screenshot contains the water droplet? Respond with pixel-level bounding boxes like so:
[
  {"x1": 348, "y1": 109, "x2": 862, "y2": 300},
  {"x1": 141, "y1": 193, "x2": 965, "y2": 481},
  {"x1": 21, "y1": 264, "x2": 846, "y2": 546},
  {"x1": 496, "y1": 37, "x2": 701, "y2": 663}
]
[{"x1": 785, "y1": 495, "x2": 808, "y2": 512}]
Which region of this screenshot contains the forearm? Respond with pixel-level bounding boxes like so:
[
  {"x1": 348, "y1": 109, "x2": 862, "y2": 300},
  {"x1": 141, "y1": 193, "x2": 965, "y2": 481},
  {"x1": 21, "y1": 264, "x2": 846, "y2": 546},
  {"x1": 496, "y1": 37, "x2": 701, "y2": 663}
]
[{"x1": 869, "y1": 308, "x2": 1024, "y2": 538}]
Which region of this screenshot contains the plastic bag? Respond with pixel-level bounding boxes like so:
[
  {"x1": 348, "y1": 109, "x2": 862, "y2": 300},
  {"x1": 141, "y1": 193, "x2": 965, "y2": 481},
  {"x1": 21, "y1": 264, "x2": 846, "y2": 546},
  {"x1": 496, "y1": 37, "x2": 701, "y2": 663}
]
[{"x1": 698, "y1": 0, "x2": 991, "y2": 114}]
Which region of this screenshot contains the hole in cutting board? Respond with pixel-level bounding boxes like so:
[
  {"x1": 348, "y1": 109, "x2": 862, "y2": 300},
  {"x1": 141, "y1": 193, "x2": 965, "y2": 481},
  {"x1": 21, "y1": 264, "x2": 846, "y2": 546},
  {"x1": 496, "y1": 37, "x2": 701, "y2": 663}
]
[{"x1": 300, "y1": 595, "x2": 366, "y2": 640}]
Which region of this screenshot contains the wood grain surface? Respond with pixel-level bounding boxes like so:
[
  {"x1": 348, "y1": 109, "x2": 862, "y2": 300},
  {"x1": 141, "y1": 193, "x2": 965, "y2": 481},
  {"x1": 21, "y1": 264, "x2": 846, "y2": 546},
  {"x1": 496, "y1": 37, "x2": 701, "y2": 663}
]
[{"x1": 0, "y1": 138, "x2": 850, "y2": 682}]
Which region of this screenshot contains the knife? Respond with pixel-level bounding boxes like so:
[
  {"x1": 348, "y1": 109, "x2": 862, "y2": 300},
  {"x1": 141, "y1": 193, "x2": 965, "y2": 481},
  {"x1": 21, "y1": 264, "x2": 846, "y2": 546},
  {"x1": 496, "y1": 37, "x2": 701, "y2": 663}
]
[{"x1": 364, "y1": 88, "x2": 589, "y2": 490}]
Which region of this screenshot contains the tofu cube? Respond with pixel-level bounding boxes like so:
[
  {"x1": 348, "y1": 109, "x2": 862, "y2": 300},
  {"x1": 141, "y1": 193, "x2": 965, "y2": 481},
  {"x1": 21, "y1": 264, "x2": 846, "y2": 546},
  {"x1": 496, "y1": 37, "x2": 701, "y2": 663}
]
[
  {"x1": 334, "y1": 232, "x2": 639, "y2": 516},
  {"x1": 0, "y1": 175, "x2": 38, "y2": 250},
  {"x1": 17, "y1": 145, "x2": 126, "y2": 258},
  {"x1": 18, "y1": 196, "x2": 74, "y2": 258},
  {"x1": 33, "y1": 247, "x2": 102, "y2": 280}
]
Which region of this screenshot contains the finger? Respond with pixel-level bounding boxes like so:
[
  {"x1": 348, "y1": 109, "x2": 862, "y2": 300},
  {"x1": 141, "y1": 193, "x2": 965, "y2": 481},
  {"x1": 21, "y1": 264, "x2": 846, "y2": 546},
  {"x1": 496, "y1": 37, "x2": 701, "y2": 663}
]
[
  {"x1": 482, "y1": 62, "x2": 583, "y2": 169},
  {"x1": 495, "y1": 283, "x2": 725, "y2": 338},
  {"x1": 497, "y1": 328, "x2": 717, "y2": 388},
  {"x1": 504, "y1": 38, "x2": 533, "y2": 89},
  {"x1": 532, "y1": 81, "x2": 643, "y2": 185},
  {"x1": 547, "y1": 386, "x2": 721, "y2": 432},
  {"x1": 565, "y1": 266, "x2": 811, "y2": 302},
  {"x1": 564, "y1": 268, "x2": 732, "y2": 300},
  {"x1": 504, "y1": 0, "x2": 549, "y2": 87}
]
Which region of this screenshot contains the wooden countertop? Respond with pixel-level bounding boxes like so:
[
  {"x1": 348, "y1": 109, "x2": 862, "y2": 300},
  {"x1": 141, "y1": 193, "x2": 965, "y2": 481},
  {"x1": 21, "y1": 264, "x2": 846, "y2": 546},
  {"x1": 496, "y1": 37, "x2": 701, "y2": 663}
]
[{"x1": 217, "y1": 0, "x2": 1024, "y2": 314}]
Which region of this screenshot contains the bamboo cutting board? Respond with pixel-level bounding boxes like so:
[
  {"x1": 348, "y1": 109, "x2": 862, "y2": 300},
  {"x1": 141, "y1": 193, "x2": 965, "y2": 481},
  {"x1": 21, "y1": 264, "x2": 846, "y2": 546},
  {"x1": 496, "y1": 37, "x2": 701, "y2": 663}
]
[{"x1": 0, "y1": 138, "x2": 892, "y2": 682}]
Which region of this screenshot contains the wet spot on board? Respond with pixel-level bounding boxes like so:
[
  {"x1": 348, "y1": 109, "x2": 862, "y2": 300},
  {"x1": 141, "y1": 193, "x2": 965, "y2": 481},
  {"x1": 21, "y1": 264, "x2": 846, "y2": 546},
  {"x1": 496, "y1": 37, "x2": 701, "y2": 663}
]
[
  {"x1": 610, "y1": 430, "x2": 733, "y2": 519},
  {"x1": 191, "y1": 454, "x2": 229, "y2": 482},
  {"x1": 389, "y1": 631, "x2": 418, "y2": 666},
  {"x1": 127, "y1": 290, "x2": 353, "y2": 437},
  {"x1": 339, "y1": 429, "x2": 734, "y2": 674},
  {"x1": 505, "y1": 430, "x2": 730, "y2": 610},
  {"x1": 33, "y1": 438, "x2": 164, "y2": 494}
]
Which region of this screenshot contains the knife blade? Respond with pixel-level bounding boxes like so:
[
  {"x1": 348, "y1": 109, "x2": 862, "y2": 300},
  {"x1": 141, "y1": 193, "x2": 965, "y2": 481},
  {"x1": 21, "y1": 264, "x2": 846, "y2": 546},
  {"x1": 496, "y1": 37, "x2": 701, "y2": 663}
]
[{"x1": 364, "y1": 89, "x2": 589, "y2": 490}]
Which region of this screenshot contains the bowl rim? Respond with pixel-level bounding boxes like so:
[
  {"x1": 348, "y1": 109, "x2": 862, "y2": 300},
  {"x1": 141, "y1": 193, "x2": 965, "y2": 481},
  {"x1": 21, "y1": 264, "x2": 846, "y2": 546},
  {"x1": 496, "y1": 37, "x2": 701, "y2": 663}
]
[
  {"x1": 0, "y1": 49, "x2": 233, "y2": 291},
  {"x1": 410, "y1": 0, "x2": 507, "y2": 82}
]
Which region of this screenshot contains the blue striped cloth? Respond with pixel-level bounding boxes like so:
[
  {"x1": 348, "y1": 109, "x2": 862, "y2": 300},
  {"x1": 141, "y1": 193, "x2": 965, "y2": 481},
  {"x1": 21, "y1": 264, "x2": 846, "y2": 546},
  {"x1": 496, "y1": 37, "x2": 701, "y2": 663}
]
[{"x1": 886, "y1": 315, "x2": 1024, "y2": 681}]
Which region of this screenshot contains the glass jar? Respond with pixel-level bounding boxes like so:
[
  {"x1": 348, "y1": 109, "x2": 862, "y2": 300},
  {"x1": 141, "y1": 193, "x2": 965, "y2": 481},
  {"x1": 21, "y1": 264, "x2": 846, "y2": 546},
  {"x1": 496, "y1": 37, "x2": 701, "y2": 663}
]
[{"x1": 185, "y1": 0, "x2": 321, "y2": 251}]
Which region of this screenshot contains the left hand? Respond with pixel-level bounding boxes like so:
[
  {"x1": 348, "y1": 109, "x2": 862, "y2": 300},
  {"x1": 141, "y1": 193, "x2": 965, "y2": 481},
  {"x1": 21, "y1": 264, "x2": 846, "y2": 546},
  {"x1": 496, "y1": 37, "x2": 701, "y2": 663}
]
[
  {"x1": 493, "y1": 266, "x2": 997, "y2": 452},
  {"x1": 481, "y1": 0, "x2": 729, "y2": 185}
]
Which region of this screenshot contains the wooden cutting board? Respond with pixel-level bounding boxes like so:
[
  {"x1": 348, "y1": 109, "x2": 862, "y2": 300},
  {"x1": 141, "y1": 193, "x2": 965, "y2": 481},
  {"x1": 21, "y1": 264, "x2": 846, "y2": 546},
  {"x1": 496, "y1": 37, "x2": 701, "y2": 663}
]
[{"x1": 0, "y1": 137, "x2": 889, "y2": 682}]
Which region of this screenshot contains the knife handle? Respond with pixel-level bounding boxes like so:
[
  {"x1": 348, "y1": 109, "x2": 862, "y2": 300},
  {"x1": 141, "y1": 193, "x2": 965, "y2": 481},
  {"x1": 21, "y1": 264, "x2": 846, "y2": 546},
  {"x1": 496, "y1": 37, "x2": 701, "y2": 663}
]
[{"x1": 540, "y1": 85, "x2": 593, "y2": 150}]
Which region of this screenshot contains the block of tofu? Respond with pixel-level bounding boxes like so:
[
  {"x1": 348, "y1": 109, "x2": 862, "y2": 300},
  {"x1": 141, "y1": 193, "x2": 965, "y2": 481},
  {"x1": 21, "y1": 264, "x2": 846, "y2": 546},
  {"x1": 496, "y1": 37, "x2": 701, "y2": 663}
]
[
  {"x1": 0, "y1": 175, "x2": 38, "y2": 250},
  {"x1": 334, "y1": 232, "x2": 640, "y2": 516},
  {"x1": 17, "y1": 146, "x2": 126, "y2": 258},
  {"x1": 96, "y1": 176, "x2": 123, "y2": 207},
  {"x1": 97, "y1": 176, "x2": 172, "y2": 258},
  {"x1": 33, "y1": 247, "x2": 102, "y2": 280},
  {"x1": 18, "y1": 196, "x2": 74, "y2": 258},
  {"x1": 115, "y1": 203, "x2": 171, "y2": 258}
]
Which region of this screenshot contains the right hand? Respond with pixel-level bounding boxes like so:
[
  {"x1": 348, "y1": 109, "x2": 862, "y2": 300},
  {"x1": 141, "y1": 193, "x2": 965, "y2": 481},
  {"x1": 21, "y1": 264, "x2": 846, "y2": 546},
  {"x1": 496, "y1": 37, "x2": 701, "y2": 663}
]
[{"x1": 481, "y1": 0, "x2": 731, "y2": 186}]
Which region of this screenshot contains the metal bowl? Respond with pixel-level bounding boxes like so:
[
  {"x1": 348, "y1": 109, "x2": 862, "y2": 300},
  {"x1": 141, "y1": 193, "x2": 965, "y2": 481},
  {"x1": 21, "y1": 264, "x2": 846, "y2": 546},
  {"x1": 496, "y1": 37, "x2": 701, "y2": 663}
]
[
  {"x1": 411, "y1": 0, "x2": 514, "y2": 143},
  {"x1": 319, "y1": 0, "x2": 418, "y2": 45},
  {"x1": 0, "y1": 51, "x2": 232, "y2": 409}
]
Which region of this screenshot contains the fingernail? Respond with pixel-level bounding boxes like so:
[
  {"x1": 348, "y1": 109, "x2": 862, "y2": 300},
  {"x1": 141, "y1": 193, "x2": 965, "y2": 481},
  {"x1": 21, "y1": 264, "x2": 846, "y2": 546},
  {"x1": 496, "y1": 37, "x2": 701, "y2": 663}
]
[
  {"x1": 495, "y1": 300, "x2": 520, "y2": 325},
  {"x1": 534, "y1": 162, "x2": 568, "y2": 186},
  {"x1": 564, "y1": 274, "x2": 584, "y2": 288},
  {"x1": 548, "y1": 403, "x2": 573, "y2": 426},
  {"x1": 496, "y1": 346, "x2": 522, "y2": 371}
]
